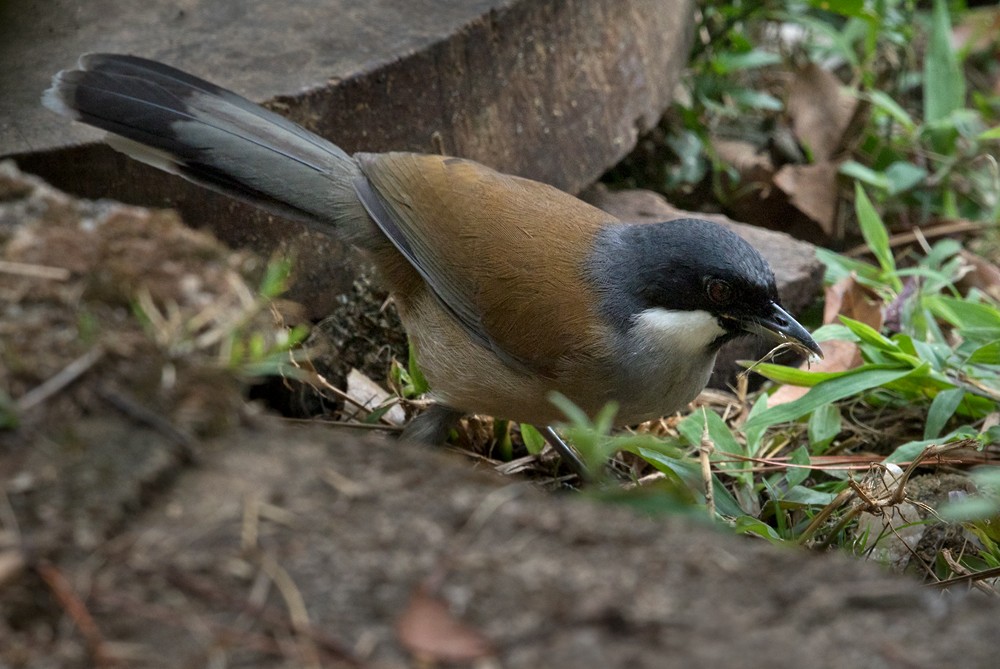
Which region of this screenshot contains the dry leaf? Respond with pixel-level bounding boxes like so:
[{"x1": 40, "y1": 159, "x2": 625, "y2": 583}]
[
  {"x1": 822, "y1": 275, "x2": 884, "y2": 329},
  {"x1": 956, "y1": 249, "x2": 1000, "y2": 302},
  {"x1": 787, "y1": 63, "x2": 857, "y2": 161},
  {"x1": 711, "y1": 138, "x2": 774, "y2": 184},
  {"x1": 396, "y1": 585, "x2": 494, "y2": 663},
  {"x1": 773, "y1": 162, "x2": 841, "y2": 235},
  {"x1": 951, "y1": 5, "x2": 1000, "y2": 54},
  {"x1": 344, "y1": 368, "x2": 406, "y2": 425}
]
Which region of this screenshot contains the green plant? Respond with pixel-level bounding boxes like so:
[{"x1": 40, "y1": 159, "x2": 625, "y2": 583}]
[
  {"x1": 751, "y1": 185, "x2": 999, "y2": 457},
  {"x1": 614, "y1": 0, "x2": 1000, "y2": 227},
  {"x1": 839, "y1": 0, "x2": 1000, "y2": 223},
  {"x1": 390, "y1": 341, "x2": 430, "y2": 399},
  {"x1": 133, "y1": 255, "x2": 311, "y2": 380}
]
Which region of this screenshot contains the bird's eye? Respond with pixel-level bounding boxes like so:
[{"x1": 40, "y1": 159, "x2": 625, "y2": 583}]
[{"x1": 706, "y1": 279, "x2": 732, "y2": 305}]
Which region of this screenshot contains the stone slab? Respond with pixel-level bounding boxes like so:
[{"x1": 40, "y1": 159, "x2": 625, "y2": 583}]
[{"x1": 1, "y1": 0, "x2": 693, "y2": 315}]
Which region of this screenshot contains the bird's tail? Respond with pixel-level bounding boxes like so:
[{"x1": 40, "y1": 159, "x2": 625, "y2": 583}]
[{"x1": 43, "y1": 53, "x2": 372, "y2": 241}]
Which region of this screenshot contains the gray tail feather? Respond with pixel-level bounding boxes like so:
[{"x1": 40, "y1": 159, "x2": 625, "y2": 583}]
[{"x1": 43, "y1": 53, "x2": 367, "y2": 235}]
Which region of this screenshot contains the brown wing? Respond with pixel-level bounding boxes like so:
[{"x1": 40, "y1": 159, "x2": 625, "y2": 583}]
[{"x1": 355, "y1": 152, "x2": 616, "y2": 374}]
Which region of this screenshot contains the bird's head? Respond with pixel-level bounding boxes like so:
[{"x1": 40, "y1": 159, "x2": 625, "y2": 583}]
[{"x1": 589, "y1": 218, "x2": 821, "y2": 358}]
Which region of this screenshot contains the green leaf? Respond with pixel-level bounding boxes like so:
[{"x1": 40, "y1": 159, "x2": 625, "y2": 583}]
[
  {"x1": 728, "y1": 88, "x2": 784, "y2": 111},
  {"x1": 885, "y1": 427, "x2": 978, "y2": 463},
  {"x1": 815, "y1": 247, "x2": 882, "y2": 287},
  {"x1": 742, "y1": 394, "x2": 771, "y2": 455},
  {"x1": 406, "y1": 342, "x2": 430, "y2": 396},
  {"x1": 840, "y1": 161, "x2": 890, "y2": 190},
  {"x1": 781, "y1": 485, "x2": 838, "y2": 506},
  {"x1": 839, "y1": 316, "x2": 902, "y2": 354},
  {"x1": 0, "y1": 390, "x2": 19, "y2": 430},
  {"x1": 806, "y1": 0, "x2": 865, "y2": 18},
  {"x1": 733, "y1": 516, "x2": 786, "y2": 543},
  {"x1": 636, "y1": 447, "x2": 745, "y2": 518},
  {"x1": 866, "y1": 90, "x2": 915, "y2": 131},
  {"x1": 744, "y1": 365, "x2": 921, "y2": 431},
  {"x1": 751, "y1": 363, "x2": 855, "y2": 387},
  {"x1": 853, "y1": 183, "x2": 899, "y2": 285},
  {"x1": 938, "y1": 497, "x2": 1000, "y2": 523},
  {"x1": 520, "y1": 424, "x2": 546, "y2": 455},
  {"x1": 363, "y1": 402, "x2": 397, "y2": 425},
  {"x1": 808, "y1": 403, "x2": 841, "y2": 453},
  {"x1": 549, "y1": 392, "x2": 594, "y2": 428},
  {"x1": 924, "y1": 388, "x2": 965, "y2": 439},
  {"x1": 885, "y1": 439, "x2": 937, "y2": 464},
  {"x1": 926, "y1": 295, "x2": 1000, "y2": 331},
  {"x1": 968, "y1": 340, "x2": 1000, "y2": 365},
  {"x1": 960, "y1": 328, "x2": 1000, "y2": 344},
  {"x1": 786, "y1": 446, "x2": 811, "y2": 488},
  {"x1": 978, "y1": 126, "x2": 1000, "y2": 141},
  {"x1": 677, "y1": 408, "x2": 741, "y2": 455},
  {"x1": 924, "y1": 0, "x2": 965, "y2": 123},
  {"x1": 884, "y1": 161, "x2": 928, "y2": 195},
  {"x1": 811, "y1": 323, "x2": 857, "y2": 342},
  {"x1": 258, "y1": 256, "x2": 294, "y2": 298},
  {"x1": 714, "y1": 49, "x2": 782, "y2": 73}
]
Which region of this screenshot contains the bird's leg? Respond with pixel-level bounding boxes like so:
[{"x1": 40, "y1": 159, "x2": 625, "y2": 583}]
[
  {"x1": 541, "y1": 426, "x2": 590, "y2": 480},
  {"x1": 400, "y1": 403, "x2": 464, "y2": 444},
  {"x1": 402, "y1": 406, "x2": 590, "y2": 481}
]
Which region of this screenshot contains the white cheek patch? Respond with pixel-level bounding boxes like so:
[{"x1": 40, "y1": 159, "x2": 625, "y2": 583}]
[{"x1": 632, "y1": 308, "x2": 726, "y2": 355}]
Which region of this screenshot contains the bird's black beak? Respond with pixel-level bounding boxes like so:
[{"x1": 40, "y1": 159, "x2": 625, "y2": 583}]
[{"x1": 741, "y1": 302, "x2": 823, "y2": 358}]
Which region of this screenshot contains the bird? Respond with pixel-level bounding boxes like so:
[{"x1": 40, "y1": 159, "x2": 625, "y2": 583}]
[{"x1": 43, "y1": 54, "x2": 820, "y2": 470}]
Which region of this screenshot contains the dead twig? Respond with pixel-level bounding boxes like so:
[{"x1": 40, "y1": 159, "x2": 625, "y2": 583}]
[
  {"x1": 96, "y1": 384, "x2": 194, "y2": 461},
  {"x1": 698, "y1": 412, "x2": 715, "y2": 519},
  {"x1": 845, "y1": 219, "x2": 985, "y2": 257},
  {"x1": 15, "y1": 346, "x2": 104, "y2": 412},
  {"x1": 800, "y1": 441, "x2": 972, "y2": 546},
  {"x1": 0, "y1": 259, "x2": 71, "y2": 280},
  {"x1": 939, "y1": 549, "x2": 999, "y2": 597},
  {"x1": 35, "y1": 561, "x2": 114, "y2": 667},
  {"x1": 929, "y1": 564, "x2": 1000, "y2": 590},
  {"x1": 258, "y1": 552, "x2": 322, "y2": 669},
  {"x1": 164, "y1": 567, "x2": 364, "y2": 666},
  {"x1": 94, "y1": 590, "x2": 296, "y2": 659}
]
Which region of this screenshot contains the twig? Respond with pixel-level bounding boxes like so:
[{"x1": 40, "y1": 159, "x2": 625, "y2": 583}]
[
  {"x1": 929, "y1": 564, "x2": 1000, "y2": 590},
  {"x1": 285, "y1": 361, "x2": 401, "y2": 427},
  {"x1": 96, "y1": 385, "x2": 194, "y2": 461},
  {"x1": 35, "y1": 561, "x2": 114, "y2": 667},
  {"x1": 258, "y1": 552, "x2": 322, "y2": 669},
  {"x1": 16, "y1": 346, "x2": 104, "y2": 412},
  {"x1": 800, "y1": 442, "x2": 972, "y2": 547},
  {"x1": 282, "y1": 417, "x2": 404, "y2": 433},
  {"x1": 94, "y1": 590, "x2": 291, "y2": 658},
  {"x1": 164, "y1": 568, "x2": 363, "y2": 665},
  {"x1": 0, "y1": 259, "x2": 71, "y2": 280},
  {"x1": 699, "y1": 412, "x2": 715, "y2": 519},
  {"x1": 845, "y1": 219, "x2": 985, "y2": 257},
  {"x1": 939, "y1": 550, "x2": 999, "y2": 596},
  {"x1": 707, "y1": 445, "x2": 987, "y2": 473}
]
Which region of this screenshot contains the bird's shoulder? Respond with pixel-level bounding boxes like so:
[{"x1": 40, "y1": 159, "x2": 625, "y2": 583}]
[{"x1": 356, "y1": 152, "x2": 617, "y2": 372}]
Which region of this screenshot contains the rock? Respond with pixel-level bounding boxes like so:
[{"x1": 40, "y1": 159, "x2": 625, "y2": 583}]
[
  {"x1": 582, "y1": 184, "x2": 824, "y2": 387},
  {"x1": 5, "y1": 422, "x2": 993, "y2": 668},
  {"x1": 1, "y1": 0, "x2": 694, "y2": 316}
]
